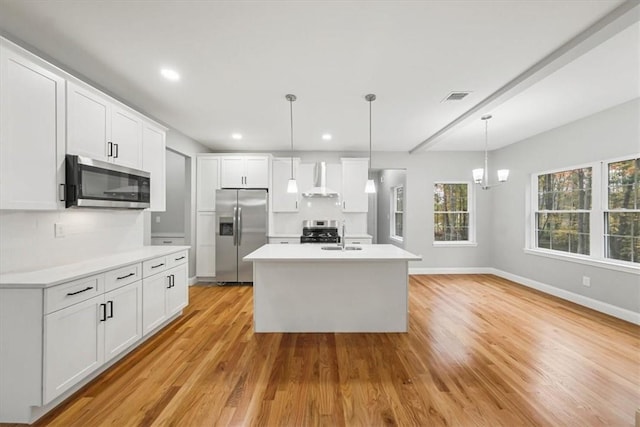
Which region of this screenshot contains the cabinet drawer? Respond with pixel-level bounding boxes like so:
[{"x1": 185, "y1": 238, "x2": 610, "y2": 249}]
[
  {"x1": 166, "y1": 250, "x2": 188, "y2": 269},
  {"x1": 143, "y1": 256, "x2": 168, "y2": 277},
  {"x1": 104, "y1": 263, "x2": 141, "y2": 292},
  {"x1": 269, "y1": 238, "x2": 300, "y2": 244},
  {"x1": 45, "y1": 274, "x2": 104, "y2": 314},
  {"x1": 151, "y1": 237, "x2": 185, "y2": 246},
  {"x1": 345, "y1": 238, "x2": 372, "y2": 245}
]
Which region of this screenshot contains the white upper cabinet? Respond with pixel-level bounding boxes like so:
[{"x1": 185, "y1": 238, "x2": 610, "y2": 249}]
[
  {"x1": 220, "y1": 156, "x2": 269, "y2": 189},
  {"x1": 110, "y1": 106, "x2": 142, "y2": 169},
  {"x1": 67, "y1": 81, "x2": 142, "y2": 169},
  {"x1": 66, "y1": 82, "x2": 110, "y2": 161},
  {"x1": 197, "y1": 156, "x2": 220, "y2": 211},
  {"x1": 142, "y1": 123, "x2": 167, "y2": 212},
  {"x1": 341, "y1": 158, "x2": 369, "y2": 212},
  {"x1": 0, "y1": 41, "x2": 66, "y2": 210},
  {"x1": 272, "y1": 157, "x2": 300, "y2": 212}
]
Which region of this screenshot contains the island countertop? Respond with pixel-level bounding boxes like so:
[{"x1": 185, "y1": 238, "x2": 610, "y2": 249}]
[{"x1": 244, "y1": 243, "x2": 421, "y2": 262}]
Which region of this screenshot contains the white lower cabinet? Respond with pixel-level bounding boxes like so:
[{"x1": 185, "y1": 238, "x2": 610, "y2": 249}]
[
  {"x1": 0, "y1": 248, "x2": 189, "y2": 424},
  {"x1": 143, "y1": 262, "x2": 188, "y2": 335},
  {"x1": 196, "y1": 212, "x2": 216, "y2": 277},
  {"x1": 44, "y1": 295, "x2": 105, "y2": 404},
  {"x1": 43, "y1": 280, "x2": 142, "y2": 404}
]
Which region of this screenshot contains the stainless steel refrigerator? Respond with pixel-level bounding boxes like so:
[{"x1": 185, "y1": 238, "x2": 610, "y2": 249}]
[{"x1": 215, "y1": 189, "x2": 268, "y2": 283}]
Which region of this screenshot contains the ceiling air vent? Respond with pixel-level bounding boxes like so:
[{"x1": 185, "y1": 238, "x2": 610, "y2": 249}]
[{"x1": 442, "y1": 91, "x2": 471, "y2": 102}]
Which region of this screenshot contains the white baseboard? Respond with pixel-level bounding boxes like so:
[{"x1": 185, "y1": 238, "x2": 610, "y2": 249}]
[
  {"x1": 409, "y1": 267, "x2": 494, "y2": 275},
  {"x1": 489, "y1": 268, "x2": 640, "y2": 326},
  {"x1": 408, "y1": 267, "x2": 639, "y2": 325},
  {"x1": 188, "y1": 276, "x2": 198, "y2": 286}
]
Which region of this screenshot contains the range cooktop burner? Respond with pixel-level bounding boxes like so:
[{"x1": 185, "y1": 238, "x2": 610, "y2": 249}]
[{"x1": 300, "y1": 220, "x2": 341, "y2": 243}]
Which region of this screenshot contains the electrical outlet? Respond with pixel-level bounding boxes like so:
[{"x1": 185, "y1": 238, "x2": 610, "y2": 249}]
[
  {"x1": 54, "y1": 223, "x2": 65, "y2": 238},
  {"x1": 155, "y1": 216, "x2": 161, "y2": 223},
  {"x1": 582, "y1": 276, "x2": 591, "y2": 287}
]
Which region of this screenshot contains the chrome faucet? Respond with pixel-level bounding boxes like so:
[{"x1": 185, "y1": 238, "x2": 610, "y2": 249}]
[{"x1": 340, "y1": 221, "x2": 346, "y2": 250}]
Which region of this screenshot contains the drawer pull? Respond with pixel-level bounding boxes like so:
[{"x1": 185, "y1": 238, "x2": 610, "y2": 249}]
[
  {"x1": 116, "y1": 272, "x2": 135, "y2": 280},
  {"x1": 163, "y1": 241, "x2": 172, "y2": 244},
  {"x1": 151, "y1": 263, "x2": 165, "y2": 269},
  {"x1": 175, "y1": 256, "x2": 186, "y2": 261},
  {"x1": 66, "y1": 286, "x2": 93, "y2": 296}
]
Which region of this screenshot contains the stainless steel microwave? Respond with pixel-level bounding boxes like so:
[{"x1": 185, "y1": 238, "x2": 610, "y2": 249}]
[{"x1": 65, "y1": 155, "x2": 150, "y2": 209}]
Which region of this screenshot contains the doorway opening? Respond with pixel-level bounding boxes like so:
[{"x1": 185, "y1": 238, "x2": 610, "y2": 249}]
[{"x1": 367, "y1": 169, "x2": 406, "y2": 248}]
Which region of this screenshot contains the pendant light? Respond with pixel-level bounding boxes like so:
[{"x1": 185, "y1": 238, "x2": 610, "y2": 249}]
[
  {"x1": 365, "y1": 94, "x2": 377, "y2": 193},
  {"x1": 472, "y1": 114, "x2": 509, "y2": 190},
  {"x1": 285, "y1": 94, "x2": 298, "y2": 193}
]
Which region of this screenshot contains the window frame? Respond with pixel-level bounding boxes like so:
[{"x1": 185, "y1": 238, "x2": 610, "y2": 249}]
[
  {"x1": 433, "y1": 181, "x2": 477, "y2": 247},
  {"x1": 526, "y1": 155, "x2": 640, "y2": 274},
  {"x1": 390, "y1": 185, "x2": 404, "y2": 242}
]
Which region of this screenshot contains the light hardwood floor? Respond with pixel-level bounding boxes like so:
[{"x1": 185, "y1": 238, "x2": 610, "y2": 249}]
[{"x1": 11, "y1": 274, "x2": 640, "y2": 426}]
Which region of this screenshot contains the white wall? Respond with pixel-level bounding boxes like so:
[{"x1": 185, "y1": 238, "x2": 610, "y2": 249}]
[
  {"x1": 0, "y1": 210, "x2": 143, "y2": 274},
  {"x1": 372, "y1": 151, "x2": 493, "y2": 270},
  {"x1": 491, "y1": 98, "x2": 640, "y2": 313}
]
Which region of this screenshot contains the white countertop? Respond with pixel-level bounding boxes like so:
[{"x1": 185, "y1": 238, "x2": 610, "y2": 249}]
[
  {"x1": 244, "y1": 244, "x2": 421, "y2": 262},
  {"x1": 0, "y1": 246, "x2": 190, "y2": 288}
]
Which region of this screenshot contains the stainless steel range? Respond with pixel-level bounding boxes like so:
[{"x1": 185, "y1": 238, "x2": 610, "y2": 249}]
[{"x1": 300, "y1": 220, "x2": 341, "y2": 244}]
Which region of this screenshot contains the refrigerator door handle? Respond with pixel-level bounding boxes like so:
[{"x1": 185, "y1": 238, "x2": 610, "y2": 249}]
[
  {"x1": 233, "y1": 206, "x2": 238, "y2": 246},
  {"x1": 237, "y1": 206, "x2": 243, "y2": 245}
]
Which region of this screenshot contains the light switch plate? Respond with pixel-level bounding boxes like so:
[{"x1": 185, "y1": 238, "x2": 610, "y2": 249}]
[{"x1": 54, "y1": 223, "x2": 65, "y2": 238}]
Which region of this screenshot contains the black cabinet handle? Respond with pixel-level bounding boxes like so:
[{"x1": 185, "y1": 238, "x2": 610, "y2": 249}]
[
  {"x1": 99, "y1": 303, "x2": 107, "y2": 321},
  {"x1": 107, "y1": 300, "x2": 114, "y2": 319},
  {"x1": 114, "y1": 143, "x2": 119, "y2": 159},
  {"x1": 166, "y1": 275, "x2": 172, "y2": 289},
  {"x1": 107, "y1": 142, "x2": 113, "y2": 157},
  {"x1": 66, "y1": 286, "x2": 93, "y2": 296},
  {"x1": 151, "y1": 263, "x2": 165, "y2": 269},
  {"x1": 163, "y1": 241, "x2": 172, "y2": 244},
  {"x1": 175, "y1": 256, "x2": 185, "y2": 261},
  {"x1": 116, "y1": 272, "x2": 135, "y2": 280}
]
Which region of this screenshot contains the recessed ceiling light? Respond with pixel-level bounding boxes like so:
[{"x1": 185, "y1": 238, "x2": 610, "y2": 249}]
[
  {"x1": 231, "y1": 133, "x2": 243, "y2": 140},
  {"x1": 322, "y1": 133, "x2": 332, "y2": 141},
  {"x1": 160, "y1": 68, "x2": 180, "y2": 81}
]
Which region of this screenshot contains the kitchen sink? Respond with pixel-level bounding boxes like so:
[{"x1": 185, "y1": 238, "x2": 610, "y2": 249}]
[{"x1": 320, "y1": 246, "x2": 363, "y2": 251}]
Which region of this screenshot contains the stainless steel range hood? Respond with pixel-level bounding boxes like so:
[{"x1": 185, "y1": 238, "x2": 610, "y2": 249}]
[{"x1": 302, "y1": 162, "x2": 340, "y2": 198}]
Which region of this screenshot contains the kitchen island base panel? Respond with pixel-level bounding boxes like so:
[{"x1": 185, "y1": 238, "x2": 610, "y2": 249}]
[{"x1": 253, "y1": 261, "x2": 408, "y2": 333}]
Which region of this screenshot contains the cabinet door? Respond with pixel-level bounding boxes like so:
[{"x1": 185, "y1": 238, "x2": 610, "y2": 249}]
[
  {"x1": 111, "y1": 106, "x2": 142, "y2": 169},
  {"x1": 272, "y1": 158, "x2": 299, "y2": 212},
  {"x1": 197, "y1": 156, "x2": 219, "y2": 210},
  {"x1": 142, "y1": 273, "x2": 169, "y2": 335},
  {"x1": 245, "y1": 156, "x2": 269, "y2": 188},
  {"x1": 166, "y1": 264, "x2": 188, "y2": 316},
  {"x1": 104, "y1": 281, "x2": 142, "y2": 363},
  {"x1": 43, "y1": 296, "x2": 104, "y2": 403},
  {"x1": 220, "y1": 157, "x2": 245, "y2": 188},
  {"x1": 143, "y1": 123, "x2": 166, "y2": 211},
  {"x1": 196, "y1": 212, "x2": 216, "y2": 276},
  {"x1": 67, "y1": 81, "x2": 110, "y2": 161},
  {"x1": 0, "y1": 43, "x2": 65, "y2": 210},
  {"x1": 341, "y1": 159, "x2": 369, "y2": 212}
]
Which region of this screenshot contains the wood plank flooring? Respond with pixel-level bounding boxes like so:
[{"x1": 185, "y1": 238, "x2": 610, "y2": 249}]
[{"x1": 11, "y1": 274, "x2": 640, "y2": 426}]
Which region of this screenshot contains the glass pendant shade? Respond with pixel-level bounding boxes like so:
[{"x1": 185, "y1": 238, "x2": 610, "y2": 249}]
[
  {"x1": 497, "y1": 169, "x2": 510, "y2": 182},
  {"x1": 287, "y1": 178, "x2": 298, "y2": 193},
  {"x1": 364, "y1": 179, "x2": 376, "y2": 193},
  {"x1": 472, "y1": 168, "x2": 484, "y2": 184}
]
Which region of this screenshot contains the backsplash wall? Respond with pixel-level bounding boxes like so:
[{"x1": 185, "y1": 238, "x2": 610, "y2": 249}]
[{"x1": 0, "y1": 209, "x2": 143, "y2": 274}]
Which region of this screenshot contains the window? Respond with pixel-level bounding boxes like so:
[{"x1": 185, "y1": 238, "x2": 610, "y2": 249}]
[
  {"x1": 391, "y1": 186, "x2": 403, "y2": 240},
  {"x1": 529, "y1": 156, "x2": 640, "y2": 271},
  {"x1": 605, "y1": 158, "x2": 639, "y2": 263},
  {"x1": 434, "y1": 183, "x2": 472, "y2": 242},
  {"x1": 535, "y1": 167, "x2": 592, "y2": 255}
]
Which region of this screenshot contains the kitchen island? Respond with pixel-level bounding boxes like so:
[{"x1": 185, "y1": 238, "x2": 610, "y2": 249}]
[{"x1": 243, "y1": 244, "x2": 421, "y2": 333}]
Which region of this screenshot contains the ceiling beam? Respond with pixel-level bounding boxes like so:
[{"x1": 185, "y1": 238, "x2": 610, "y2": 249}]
[{"x1": 409, "y1": 0, "x2": 640, "y2": 154}]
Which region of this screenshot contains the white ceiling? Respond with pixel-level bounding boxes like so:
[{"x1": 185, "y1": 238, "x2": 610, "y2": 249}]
[{"x1": 0, "y1": 0, "x2": 637, "y2": 153}]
